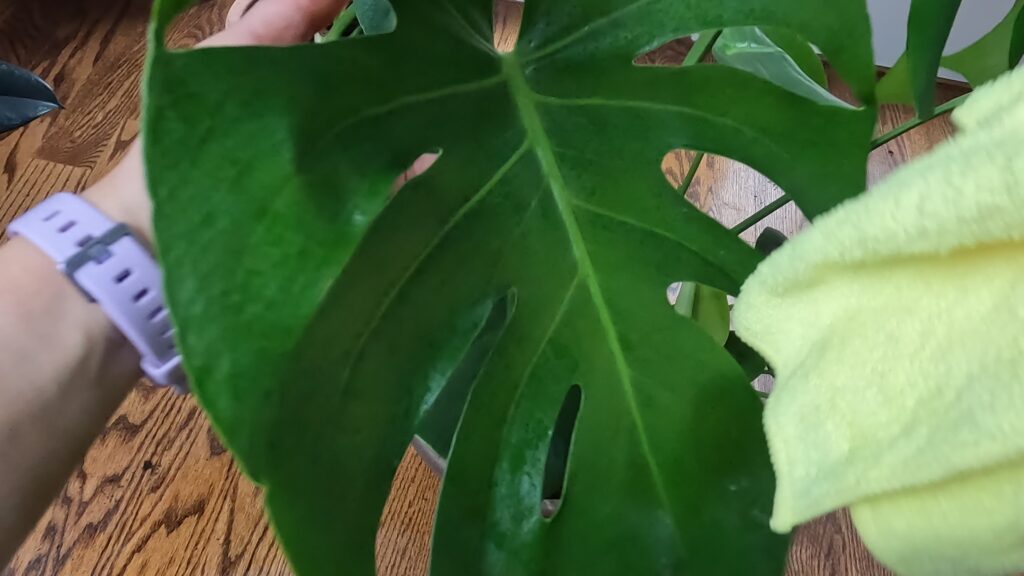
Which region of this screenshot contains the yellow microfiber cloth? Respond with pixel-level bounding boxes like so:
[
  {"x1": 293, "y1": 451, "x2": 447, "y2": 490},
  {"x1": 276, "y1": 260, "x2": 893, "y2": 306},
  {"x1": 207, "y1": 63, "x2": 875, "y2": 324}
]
[{"x1": 732, "y1": 66, "x2": 1024, "y2": 576}]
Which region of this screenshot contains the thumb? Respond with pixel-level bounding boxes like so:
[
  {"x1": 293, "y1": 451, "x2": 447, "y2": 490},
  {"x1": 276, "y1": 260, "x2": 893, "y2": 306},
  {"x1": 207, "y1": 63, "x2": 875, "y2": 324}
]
[{"x1": 202, "y1": 0, "x2": 348, "y2": 47}]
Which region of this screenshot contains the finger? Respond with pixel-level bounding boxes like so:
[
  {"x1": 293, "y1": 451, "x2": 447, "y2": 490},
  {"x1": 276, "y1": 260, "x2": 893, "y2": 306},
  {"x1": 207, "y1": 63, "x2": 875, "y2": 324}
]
[
  {"x1": 393, "y1": 153, "x2": 440, "y2": 194},
  {"x1": 203, "y1": 0, "x2": 347, "y2": 47},
  {"x1": 224, "y1": 0, "x2": 258, "y2": 28}
]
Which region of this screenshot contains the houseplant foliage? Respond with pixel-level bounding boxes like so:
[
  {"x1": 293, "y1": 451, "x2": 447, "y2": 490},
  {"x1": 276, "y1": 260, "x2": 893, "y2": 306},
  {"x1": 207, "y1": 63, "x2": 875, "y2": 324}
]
[
  {"x1": 140, "y1": 0, "x2": 1000, "y2": 573},
  {"x1": 0, "y1": 60, "x2": 60, "y2": 134},
  {"x1": 320, "y1": 0, "x2": 396, "y2": 41},
  {"x1": 877, "y1": 0, "x2": 1024, "y2": 111}
]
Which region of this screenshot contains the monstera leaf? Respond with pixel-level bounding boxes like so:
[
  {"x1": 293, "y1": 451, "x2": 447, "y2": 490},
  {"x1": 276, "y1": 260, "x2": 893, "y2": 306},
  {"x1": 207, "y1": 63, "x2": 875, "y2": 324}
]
[
  {"x1": 905, "y1": 0, "x2": 962, "y2": 116},
  {"x1": 712, "y1": 27, "x2": 843, "y2": 107},
  {"x1": 1013, "y1": 6, "x2": 1024, "y2": 66},
  {"x1": 879, "y1": 0, "x2": 1024, "y2": 106},
  {"x1": 145, "y1": 0, "x2": 876, "y2": 573},
  {"x1": 944, "y1": 0, "x2": 1024, "y2": 85},
  {"x1": 353, "y1": 0, "x2": 396, "y2": 35}
]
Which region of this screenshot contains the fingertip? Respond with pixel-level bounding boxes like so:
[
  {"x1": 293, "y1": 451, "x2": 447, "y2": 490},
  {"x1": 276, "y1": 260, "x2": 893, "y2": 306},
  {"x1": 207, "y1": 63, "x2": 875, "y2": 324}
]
[{"x1": 205, "y1": 0, "x2": 347, "y2": 47}]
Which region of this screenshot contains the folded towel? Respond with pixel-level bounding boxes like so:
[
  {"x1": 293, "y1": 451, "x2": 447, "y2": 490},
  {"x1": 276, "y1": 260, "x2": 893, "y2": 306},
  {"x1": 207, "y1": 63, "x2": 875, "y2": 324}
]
[{"x1": 732, "y1": 66, "x2": 1024, "y2": 576}]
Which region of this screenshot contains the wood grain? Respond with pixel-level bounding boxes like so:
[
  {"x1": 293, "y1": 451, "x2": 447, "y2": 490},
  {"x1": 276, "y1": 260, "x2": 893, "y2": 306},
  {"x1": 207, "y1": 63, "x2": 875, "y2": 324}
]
[{"x1": 1, "y1": 1, "x2": 965, "y2": 574}]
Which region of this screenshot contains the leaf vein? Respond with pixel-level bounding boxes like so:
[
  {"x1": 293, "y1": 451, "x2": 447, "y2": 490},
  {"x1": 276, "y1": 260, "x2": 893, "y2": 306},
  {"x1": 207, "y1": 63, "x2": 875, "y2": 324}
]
[
  {"x1": 524, "y1": 0, "x2": 659, "y2": 62},
  {"x1": 504, "y1": 55, "x2": 681, "y2": 544},
  {"x1": 329, "y1": 140, "x2": 531, "y2": 406},
  {"x1": 534, "y1": 94, "x2": 796, "y2": 164},
  {"x1": 313, "y1": 75, "x2": 504, "y2": 149},
  {"x1": 570, "y1": 198, "x2": 741, "y2": 285}
]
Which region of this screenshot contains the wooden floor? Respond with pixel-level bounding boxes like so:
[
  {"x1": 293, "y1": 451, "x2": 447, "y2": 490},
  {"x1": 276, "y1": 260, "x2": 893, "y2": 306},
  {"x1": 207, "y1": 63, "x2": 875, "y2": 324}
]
[{"x1": 0, "y1": 1, "x2": 964, "y2": 574}]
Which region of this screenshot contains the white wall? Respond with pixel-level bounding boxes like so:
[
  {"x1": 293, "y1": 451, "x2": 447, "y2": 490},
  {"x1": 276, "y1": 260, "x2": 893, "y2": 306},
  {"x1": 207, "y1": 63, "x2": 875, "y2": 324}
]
[{"x1": 868, "y1": 0, "x2": 1015, "y2": 78}]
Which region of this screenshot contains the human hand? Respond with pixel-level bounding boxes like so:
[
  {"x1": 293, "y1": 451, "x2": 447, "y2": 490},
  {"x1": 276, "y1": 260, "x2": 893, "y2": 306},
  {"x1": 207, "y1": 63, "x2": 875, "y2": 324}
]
[{"x1": 85, "y1": 0, "x2": 346, "y2": 244}]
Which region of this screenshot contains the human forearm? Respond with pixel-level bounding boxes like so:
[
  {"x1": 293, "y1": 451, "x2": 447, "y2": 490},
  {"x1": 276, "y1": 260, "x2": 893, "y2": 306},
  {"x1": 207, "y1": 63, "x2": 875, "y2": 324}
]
[
  {"x1": 0, "y1": 143, "x2": 153, "y2": 563},
  {"x1": 0, "y1": 0, "x2": 345, "y2": 562}
]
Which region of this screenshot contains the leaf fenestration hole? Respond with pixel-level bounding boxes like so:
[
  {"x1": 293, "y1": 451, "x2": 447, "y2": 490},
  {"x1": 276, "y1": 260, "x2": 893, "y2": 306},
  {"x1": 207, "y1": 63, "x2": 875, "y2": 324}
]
[
  {"x1": 493, "y1": 0, "x2": 523, "y2": 53},
  {"x1": 666, "y1": 281, "x2": 684, "y2": 306},
  {"x1": 392, "y1": 151, "x2": 440, "y2": 194},
  {"x1": 540, "y1": 384, "x2": 582, "y2": 519},
  {"x1": 661, "y1": 149, "x2": 704, "y2": 194},
  {"x1": 635, "y1": 35, "x2": 701, "y2": 67},
  {"x1": 376, "y1": 443, "x2": 442, "y2": 561}
]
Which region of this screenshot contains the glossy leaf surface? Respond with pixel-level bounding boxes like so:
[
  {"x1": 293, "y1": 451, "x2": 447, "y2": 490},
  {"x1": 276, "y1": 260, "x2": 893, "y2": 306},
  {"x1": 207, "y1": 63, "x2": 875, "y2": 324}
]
[
  {"x1": 0, "y1": 60, "x2": 60, "y2": 133},
  {"x1": 762, "y1": 27, "x2": 828, "y2": 87},
  {"x1": 353, "y1": 0, "x2": 395, "y2": 35},
  {"x1": 713, "y1": 27, "x2": 840, "y2": 107},
  {"x1": 145, "y1": 0, "x2": 876, "y2": 573}
]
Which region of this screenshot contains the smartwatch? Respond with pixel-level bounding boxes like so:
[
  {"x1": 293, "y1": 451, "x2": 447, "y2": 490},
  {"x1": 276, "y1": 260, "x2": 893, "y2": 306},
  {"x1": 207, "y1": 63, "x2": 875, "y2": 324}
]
[{"x1": 7, "y1": 193, "x2": 187, "y2": 392}]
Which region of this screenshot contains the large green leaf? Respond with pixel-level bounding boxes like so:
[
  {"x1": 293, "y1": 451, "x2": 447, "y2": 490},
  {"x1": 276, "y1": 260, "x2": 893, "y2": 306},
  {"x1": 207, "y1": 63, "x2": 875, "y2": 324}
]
[
  {"x1": 0, "y1": 60, "x2": 60, "y2": 133},
  {"x1": 353, "y1": 0, "x2": 396, "y2": 35},
  {"x1": 878, "y1": 0, "x2": 1024, "y2": 105},
  {"x1": 762, "y1": 27, "x2": 828, "y2": 88},
  {"x1": 671, "y1": 281, "x2": 730, "y2": 346},
  {"x1": 906, "y1": 0, "x2": 962, "y2": 117},
  {"x1": 713, "y1": 27, "x2": 844, "y2": 107},
  {"x1": 943, "y1": 0, "x2": 1024, "y2": 86},
  {"x1": 876, "y1": 56, "x2": 914, "y2": 105},
  {"x1": 145, "y1": 0, "x2": 876, "y2": 573},
  {"x1": 1010, "y1": 1, "x2": 1024, "y2": 67}
]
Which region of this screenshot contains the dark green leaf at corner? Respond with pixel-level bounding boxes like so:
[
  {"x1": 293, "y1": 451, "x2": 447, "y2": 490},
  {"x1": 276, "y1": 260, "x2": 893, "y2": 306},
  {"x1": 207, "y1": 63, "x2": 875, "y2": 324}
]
[
  {"x1": 879, "y1": 0, "x2": 1024, "y2": 104},
  {"x1": 942, "y1": 0, "x2": 1024, "y2": 86},
  {"x1": 725, "y1": 332, "x2": 769, "y2": 381},
  {"x1": 1010, "y1": 4, "x2": 1024, "y2": 67},
  {"x1": 906, "y1": 0, "x2": 963, "y2": 117},
  {"x1": 144, "y1": 0, "x2": 878, "y2": 574},
  {"x1": 0, "y1": 60, "x2": 60, "y2": 133},
  {"x1": 353, "y1": 0, "x2": 396, "y2": 35}
]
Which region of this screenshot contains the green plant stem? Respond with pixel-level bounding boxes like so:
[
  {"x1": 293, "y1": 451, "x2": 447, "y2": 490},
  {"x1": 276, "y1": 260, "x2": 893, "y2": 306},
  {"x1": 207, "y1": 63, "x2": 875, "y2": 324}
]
[
  {"x1": 731, "y1": 194, "x2": 792, "y2": 234},
  {"x1": 870, "y1": 92, "x2": 970, "y2": 148},
  {"x1": 733, "y1": 92, "x2": 971, "y2": 233},
  {"x1": 675, "y1": 31, "x2": 721, "y2": 195},
  {"x1": 683, "y1": 30, "x2": 722, "y2": 67},
  {"x1": 678, "y1": 151, "x2": 704, "y2": 193},
  {"x1": 323, "y1": 5, "x2": 358, "y2": 42}
]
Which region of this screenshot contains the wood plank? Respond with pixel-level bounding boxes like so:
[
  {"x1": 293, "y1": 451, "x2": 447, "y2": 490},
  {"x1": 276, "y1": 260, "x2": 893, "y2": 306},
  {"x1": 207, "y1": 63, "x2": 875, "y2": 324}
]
[{"x1": 1, "y1": 1, "x2": 966, "y2": 574}]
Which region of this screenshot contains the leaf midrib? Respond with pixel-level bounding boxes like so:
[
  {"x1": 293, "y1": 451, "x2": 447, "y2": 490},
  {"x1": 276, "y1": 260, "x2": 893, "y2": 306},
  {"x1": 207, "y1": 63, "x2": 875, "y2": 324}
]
[{"x1": 502, "y1": 54, "x2": 678, "y2": 533}]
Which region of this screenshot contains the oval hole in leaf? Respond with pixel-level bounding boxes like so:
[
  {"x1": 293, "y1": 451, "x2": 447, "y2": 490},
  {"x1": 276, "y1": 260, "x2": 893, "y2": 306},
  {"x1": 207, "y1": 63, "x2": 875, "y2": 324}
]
[
  {"x1": 540, "y1": 383, "x2": 582, "y2": 519},
  {"x1": 661, "y1": 148, "x2": 704, "y2": 192},
  {"x1": 393, "y1": 151, "x2": 440, "y2": 194},
  {"x1": 634, "y1": 36, "x2": 697, "y2": 67},
  {"x1": 375, "y1": 442, "x2": 442, "y2": 560},
  {"x1": 668, "y1": 281, "x2": 730, "y2": 346},
  {"x1": 417, "y1": 291, "x2": 516, "y2": 460},
  {"x1": 493, "y1": 0, "x2": 523, "y2": 53},
  {"x1": 660, "y1": 149, "x2": 735, "y2": 227}
]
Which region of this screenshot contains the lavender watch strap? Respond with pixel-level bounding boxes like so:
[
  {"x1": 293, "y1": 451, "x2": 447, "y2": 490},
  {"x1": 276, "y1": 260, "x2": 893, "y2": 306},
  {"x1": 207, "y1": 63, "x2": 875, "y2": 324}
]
[{"x1": 7, "y1": 193, "x2": 186, "y2": 392}]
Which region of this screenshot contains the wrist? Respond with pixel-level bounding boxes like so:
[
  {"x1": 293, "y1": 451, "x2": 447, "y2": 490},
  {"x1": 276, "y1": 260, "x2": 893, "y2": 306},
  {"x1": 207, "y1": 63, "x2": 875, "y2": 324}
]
[
  {"x1": 81, "y1": 143, "x2": 153, "y2": 247},
  {"x1": 7, "y1": 184, "x2": 186, "y2": 391}
]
